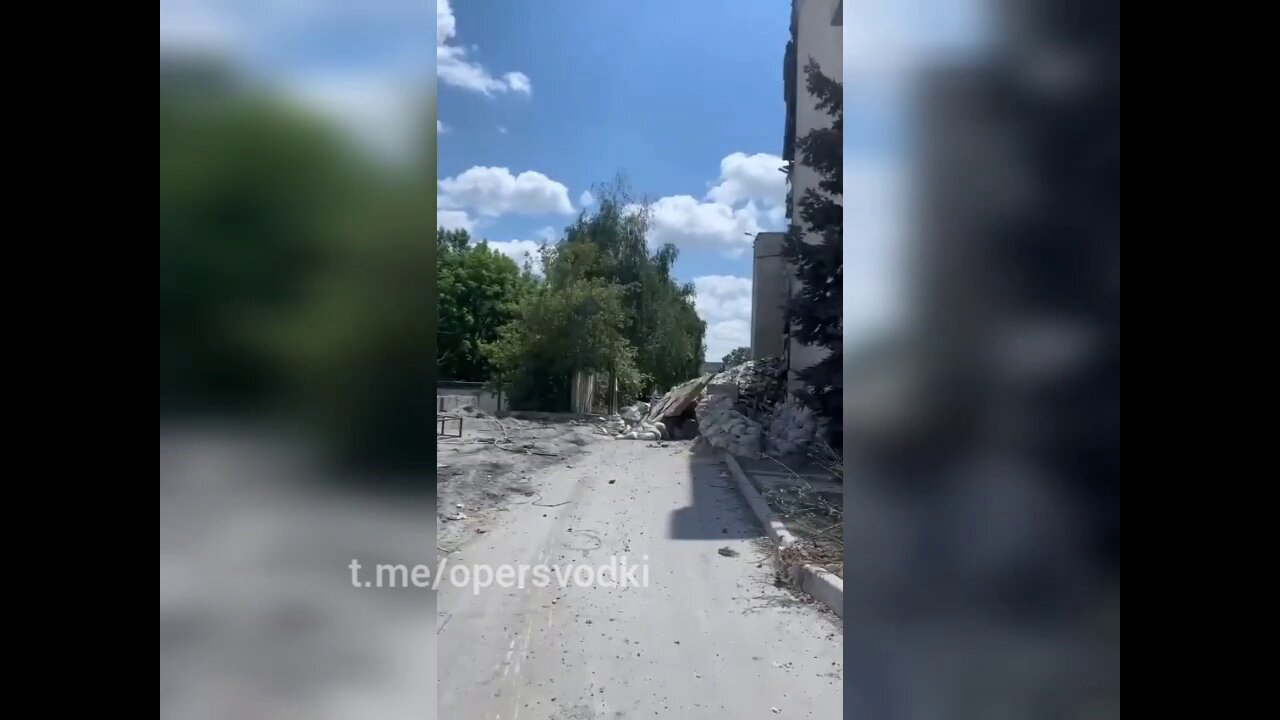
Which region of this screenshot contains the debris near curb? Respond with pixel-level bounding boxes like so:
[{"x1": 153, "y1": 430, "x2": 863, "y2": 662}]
[
  {"x1": 722, "y1": 452, "x2": 844, "y2": 619},
  {"x1": 610, "y1": 357, "x2": 790, "y2": 451},
  {"x1": 696, "y1": 392, "x2": 764, "y2": 457},
  {"x1": 765, "y1": 401, "x2": 827, "y2": 456}
]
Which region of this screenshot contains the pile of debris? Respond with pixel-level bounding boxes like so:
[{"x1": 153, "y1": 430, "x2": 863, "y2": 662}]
[
  {"x1": 602, "y1": 357, "x2": 825, "y2": 457},
  {"x1": 695, "y1": 391, "x2": 764, "y2": 457},
  {"x1": 690, "y1": 358, "x2": 786, "y2": 456},
  {"x1": 601, "y1": 374, "x2": 712, "y2": 441},
  {"x1": 708, "y1": 356, "x2": 786, "y2": 407},
  {"x1": 764, "y1": 400, "x2": 825, "y2": 456},
  {"x1": 611, "y1": 401, "x2": 666, "y2": 440}
]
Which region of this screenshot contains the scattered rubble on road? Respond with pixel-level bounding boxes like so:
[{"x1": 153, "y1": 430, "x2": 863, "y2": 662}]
[
  {"x1": 436, "y1": 410, "x2": 607, "y2": 549},
  {"x1": 435, "y1": 357, "x2": 838, "y2": 553}
]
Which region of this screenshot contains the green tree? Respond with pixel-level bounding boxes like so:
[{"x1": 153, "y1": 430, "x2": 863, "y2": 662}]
[
  {"x1": 721, "y1": 346, "x2": 751, "y2": 368},
  {"x1": 543, "y1": 178, "x2": 706, "y2": 394},
  {"x1": 782, "y1": 59, "x2": 843, "y2": 432},
  {"x1": 436, "y1": 229, "x2": 531, "y2": 381},
  {"x1": 484, "y1": 278, "x2": 642, "y2": 410},
  {"x1": 482, "y1": 176, "x2": 709, "y2": 411}
]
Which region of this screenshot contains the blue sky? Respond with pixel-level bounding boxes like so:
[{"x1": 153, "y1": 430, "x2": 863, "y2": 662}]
[
  {"x1": 160, "y1": 0, "x2": 987, "y2": 361},
  {"x1": 436, "y1": 0, "x2": 797, "y2": 360}
]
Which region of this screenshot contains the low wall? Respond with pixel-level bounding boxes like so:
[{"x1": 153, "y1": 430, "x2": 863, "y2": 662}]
[{"x1": 436, "y1": 385, "x2": 507, "y2": 414}]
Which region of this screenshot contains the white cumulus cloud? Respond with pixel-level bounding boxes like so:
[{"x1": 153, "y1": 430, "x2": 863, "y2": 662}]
[
  {"x1": 693, "y1": 275, "x2": 753, "y2": 361},
  {"x1": 439, "y1": 166, "x2": 575, "y2": 217},
  {"x1": 706, "y1": 152, "x2": 788, "y2": 207},
  {"x1": 579, "y1": 190, "x2": 595, "y2": 207},
  {"x1": 639, "y1": 196, "x2": 765, "y2": 257},
  {"x1": 503, "y1": 72, "x2": 531, "y2": 94},
  {"x1": 437, "y1": 0, "x2": 532, "y2": 96},
  {"x1": 629, "y1": 152, "x2": 789, "y2": 257}
]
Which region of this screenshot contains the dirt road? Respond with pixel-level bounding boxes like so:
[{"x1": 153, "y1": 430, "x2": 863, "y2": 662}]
[{"x1": 436, "y1": 432, "x2": 843, "y2": 719}]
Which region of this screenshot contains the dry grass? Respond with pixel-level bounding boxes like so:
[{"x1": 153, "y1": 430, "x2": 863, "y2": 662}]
[{"x1": 761, "y1": 439, "x2": 844, "y2": 577}]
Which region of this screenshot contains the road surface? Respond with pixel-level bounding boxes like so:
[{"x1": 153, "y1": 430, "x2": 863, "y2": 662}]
[{"x1": 437, "y1": 439, "x2": 843, "y2": 719}]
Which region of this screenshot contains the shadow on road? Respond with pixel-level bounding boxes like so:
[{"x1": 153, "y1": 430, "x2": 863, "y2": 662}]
[{"x1": 667, "y1": 443, "x2": 763, "y2": 540}]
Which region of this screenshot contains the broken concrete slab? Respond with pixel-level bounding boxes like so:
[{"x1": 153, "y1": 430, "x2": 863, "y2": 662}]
[{"x1": 646, "y1": 373, "x2": 713, "y2": 422}]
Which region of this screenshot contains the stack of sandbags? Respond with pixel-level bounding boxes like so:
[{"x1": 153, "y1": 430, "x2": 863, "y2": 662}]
[
  {"x1": 765, "y1": 400, "x2": 823, "y2": 456},
  {"x1": 615, "y1": 405, "x2": 666, "y2": 440},
  {"x1": 695, "y1": 393, "x2": 763, "y2": 457},
  {"x1": 596, "y1": 414, "x2": 628, "y2": 435}
]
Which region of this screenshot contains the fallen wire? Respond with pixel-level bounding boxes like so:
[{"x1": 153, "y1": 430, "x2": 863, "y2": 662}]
[
  {"x1": 497, "y1": 443, "x2": 560, "y2": 457},
  {"x1": 507, "y1": 491, "x2": 572, "y2": 508},
  {"x1": 469, "y1": 437, "x2": 561, "y2": 457},
  {"x1": 492, "y1": 417, "x2": 512, "y2": 443}
]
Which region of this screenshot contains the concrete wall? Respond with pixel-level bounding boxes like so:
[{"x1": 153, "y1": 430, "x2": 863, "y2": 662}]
[
  {"x1": 751, "y1": 232, "x2": 788, "y2": 360},
  {"x1": 436, "y1": 385, "x2": 507, "y2": 414}
]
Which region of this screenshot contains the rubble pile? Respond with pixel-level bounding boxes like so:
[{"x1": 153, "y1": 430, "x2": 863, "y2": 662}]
[
  {"x1": 608, "y1": 401, "x2": 668, "y2": 440},
  {"x1": 709, "y1": 357, "x2": 786, "y2": 410},
  {"x1": 764, "y1": 400, "x2": 824, "y2": 456},
  {"x1": 597, "y1": 414, "x2": 627, "y2": 434},
  {"x1": 600, "y1": 357, "x2": 807, "y2": 455},
  {"x1": 695, "y1": 392, "x2": 764, "y2": 457}
]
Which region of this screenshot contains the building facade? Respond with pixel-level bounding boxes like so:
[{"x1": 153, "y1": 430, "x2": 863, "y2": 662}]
[
  {"x1": 751, "y1": 0, "x2": 842, "y2": 389},
  {"x1": 750, "y1": 231, "x2": 788, "y2": 360}
]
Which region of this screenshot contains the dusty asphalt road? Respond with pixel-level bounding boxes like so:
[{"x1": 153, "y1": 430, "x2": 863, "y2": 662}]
[{"x1": 437, "y1": 439, "x2": 843, "y2": 719}]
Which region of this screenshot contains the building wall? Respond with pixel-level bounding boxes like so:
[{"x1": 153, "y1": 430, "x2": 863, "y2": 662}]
[
  {"x1": 750, "y1": 231, "x2": 788, "y2": 360},
  {"x1": 789, "y1": 0, "x2": 843, "y2": 228},
  {"x1": 785, "y1": 0, "x2": 843, "y2": 393}
]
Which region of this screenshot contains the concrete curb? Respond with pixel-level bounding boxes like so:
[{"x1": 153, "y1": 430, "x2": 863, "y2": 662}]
[
  {"x1": 722, "y1": 453, "x2": 844, "y2": 619},
  {"x1": 788, "y1": 564, "x2": 844, "y2": 619},
  {"x1": 722, "y1": 452, "x2": 795, "y2": 550}
]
